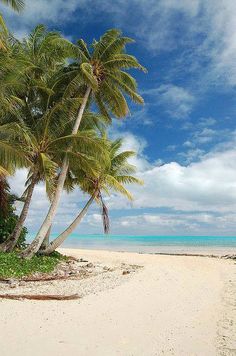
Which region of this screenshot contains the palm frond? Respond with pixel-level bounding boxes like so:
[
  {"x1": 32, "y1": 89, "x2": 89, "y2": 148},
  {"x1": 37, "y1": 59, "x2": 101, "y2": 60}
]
[
  {"x1": 0, "y1": 0, "x2": 24, "y2": 12},
  {"x1": 106, "y1": 72, "x2": 144, "y2": 104},
  {"x1": 76, "y1": 39, "x2": 90, "y2": 61},
  {"x1": 104, "y1": 54, "x2": 147, "y2": 72},
  {"x1": 93, "y1": 29, "x2": 121, "y2": 59},
  {"x1": 105, "y1": 174, "x2": 134, "y2": 200},
  {"x1": 100, "y1": 36, "x2": 134, "y2": 61},
  {"x1": 0, "y1": 13, "x2": 8, "y2": 37},
  {"x1": 80, "y1": 62, "x2": 98, "y2": 90}
]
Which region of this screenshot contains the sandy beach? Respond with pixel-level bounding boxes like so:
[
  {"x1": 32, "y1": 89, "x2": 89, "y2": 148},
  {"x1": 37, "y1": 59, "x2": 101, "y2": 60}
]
[{"x1": 0, "y1": 248, "x2": 235, "y2": 356}]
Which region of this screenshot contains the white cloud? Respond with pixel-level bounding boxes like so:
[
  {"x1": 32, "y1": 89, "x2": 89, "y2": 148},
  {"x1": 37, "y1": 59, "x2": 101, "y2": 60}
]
[
  {"x1": 183, "y1": 140, "x2": 194, "y2": 148},
  {"x1": 114, "y1": 211, "x2": 236, "y2": 235},
  {"x1": 166, "y1": 144, "x2": 177, "y2": 152},
  {"x1": 104, "y1": 132, "x2": 236, "y2": 214},
  {"x1": 180, "y1": 119, "x2": 232, "y2": 161},
  {"x1": 144, "y1": 85, "x2": 195, "y2": 119},
  {"x1": 2, "y1": 0, "x2": 81, "y2": 33},
  {"x1": 198, "y1": 117, "x2": 217, "y2": 128},
  {"x1": 8, "y1": 131, "x2": 236, "y2": 235},
  {"x1": 159, "y1": 84, "x2": 195, "y2": 118},
  {"x1": 178, "y1": 148, "x2": 205, "y2": 163}
]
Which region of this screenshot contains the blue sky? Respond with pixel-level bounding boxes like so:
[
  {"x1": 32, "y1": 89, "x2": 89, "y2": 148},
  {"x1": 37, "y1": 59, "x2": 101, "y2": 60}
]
[{"x1": 3, "y1": 0, "x2": 236, "y2": 236}]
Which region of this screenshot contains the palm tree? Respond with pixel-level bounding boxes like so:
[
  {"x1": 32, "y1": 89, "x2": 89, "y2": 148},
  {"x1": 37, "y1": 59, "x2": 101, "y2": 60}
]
[
  {"x1": 0, "y1": 26, "x2": 110, "y2": 255},
  {"x1": 0, "y1": 24, "x2": 76, "y2": 104},
  {"x1": 41, "y1": 139, "x2": 143, "y2": 254},
  {"x1": 0, "y1": 25, "x2": 84, "y2": 251},
  {"x1": 22, "y1": 29, "x2": 146, "y2": 258},
  {"x1": 0, "y1": 112, "x2": 105, "y2": 252}
]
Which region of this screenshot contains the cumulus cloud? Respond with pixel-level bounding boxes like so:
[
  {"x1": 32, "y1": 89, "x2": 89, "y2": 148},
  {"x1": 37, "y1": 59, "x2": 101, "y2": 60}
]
[
  {"x1": 113, "y1": 211, "x2": 236, "y2": 236},
  {"x1": 8, "y1": 130, "x2": 236, "y2": 235},
  {"x1": 148, "y1": 84, "x2": 195, "y2": 119},
  {"x1": 104, "y1": 132, "x2": 236, "y2": 215}
]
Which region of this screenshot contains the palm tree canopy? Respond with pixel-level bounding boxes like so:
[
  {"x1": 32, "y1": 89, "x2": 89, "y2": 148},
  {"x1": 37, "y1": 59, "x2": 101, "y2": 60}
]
[
  {"x1": 0, "y1": 26, "x2": 146, "y2": 123},
  {"x1": 80, "y1": 138, "x2": 143, "y2": 199},
  {"x1": 0, "y1": 25, "x2": 77, "y2": 120},
  {"x1": 71, "y1": 138, "x2": 143, "y2": 233},
  {"x1": 62, "y1": 29, "x2": 146, "y2": 121},
  {"x1": 0, "y1": 26, "x2": 110, "y2": 200},
  {"x1": 0, "y1": 114, "x2": 106, "y2": 201}
]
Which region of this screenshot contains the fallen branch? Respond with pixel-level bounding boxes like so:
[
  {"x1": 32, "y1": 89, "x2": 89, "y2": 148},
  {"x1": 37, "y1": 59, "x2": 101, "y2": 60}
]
[
  {"x1": 151, "y1": 252, "x2": 220, "y2": 258},
  {"x1": 221, "y1": 254, "x2": 236, "y2": 260},
  {"x1": 0, "y1": 293, "x2": 80, "y2": 300},
  {"x1": 0, "y1": 275, "x2": 81, "y2": 283}
]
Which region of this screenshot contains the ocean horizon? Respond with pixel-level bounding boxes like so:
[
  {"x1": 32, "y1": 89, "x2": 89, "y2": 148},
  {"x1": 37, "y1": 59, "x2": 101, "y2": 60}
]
[{"x1": 28, "y1": 234, "x2": 236, "y2": 254}]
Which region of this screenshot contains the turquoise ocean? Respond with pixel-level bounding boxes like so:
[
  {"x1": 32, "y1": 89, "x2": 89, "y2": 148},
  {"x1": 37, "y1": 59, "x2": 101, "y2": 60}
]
[{"x1": 48, "y1": 234, "x2": 236, "y2": 254}]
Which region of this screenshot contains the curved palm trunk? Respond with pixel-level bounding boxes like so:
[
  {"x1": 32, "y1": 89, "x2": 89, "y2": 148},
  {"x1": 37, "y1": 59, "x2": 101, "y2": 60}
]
[
  {"x1": 20, "y1": 87, "x2": 91, "y2": 259},
  {"x1": 39, "y1": 226, "x2": 51, "y2": 251},
  {"x1": 42, "y1": 194, "x2": 95, "y2": 255},
  {"x1": 0, "y1": 173, "x2": 37, "y2": 252}
]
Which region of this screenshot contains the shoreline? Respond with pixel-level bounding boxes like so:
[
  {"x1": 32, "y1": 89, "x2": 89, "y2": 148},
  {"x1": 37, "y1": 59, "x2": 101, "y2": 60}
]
[
  {"x1": 42, "y1": 234, "x2": 236, "y2": 256},
  {"x1": 62, "y1": 245, "x2": 236, "y2": 258},
  {"x1": 1, "y1": 248, "x2": 235, "y2": 355}
]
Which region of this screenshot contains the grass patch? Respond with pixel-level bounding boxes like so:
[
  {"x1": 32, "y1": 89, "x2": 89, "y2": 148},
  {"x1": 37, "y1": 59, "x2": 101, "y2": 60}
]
[{"x1": 0, "y1": 251, "x2": 67, "y2": 279}]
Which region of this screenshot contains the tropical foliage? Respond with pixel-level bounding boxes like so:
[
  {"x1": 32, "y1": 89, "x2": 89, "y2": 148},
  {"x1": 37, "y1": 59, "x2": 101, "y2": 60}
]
[
  {"x1": 0, "y1": 178, "x2": 27, "y2": 248},
  {"x1": 0, "y1": 18, "x2": 145, "y2": 258}
]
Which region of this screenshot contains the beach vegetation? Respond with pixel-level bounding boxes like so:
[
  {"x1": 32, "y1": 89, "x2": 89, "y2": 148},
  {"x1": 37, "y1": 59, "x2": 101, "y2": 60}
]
[
  {"x1": 0, "y1": 251, "x2": 65, "y2": 278},
  {"x1": 0, "y1": 178, "x2": 27, "y2": 249}
]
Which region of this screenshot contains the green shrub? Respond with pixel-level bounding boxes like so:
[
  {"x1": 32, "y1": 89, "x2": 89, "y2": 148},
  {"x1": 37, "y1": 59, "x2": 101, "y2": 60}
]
[
  {"x1": 0, "y1": 178, "x2": 27, "y2": 249},
  {"x1": 0, "y1": 204, "x2": 27, "y2": 248},
  {"x1": 0, "y1": 252, "x2": 66, "y2": 278}
]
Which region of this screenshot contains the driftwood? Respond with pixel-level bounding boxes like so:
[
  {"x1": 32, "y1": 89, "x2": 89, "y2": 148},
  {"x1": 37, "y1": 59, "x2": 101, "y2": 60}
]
[
  {"x1": 152, "y1": 252, "x2": 220, "y2": 258},
  {"x1": 222, "y1": 254, "x2": 236, "y2": 260},
  {"x1": 152, "y1": 253, "x2": 236, "y2": 259},
  {"x1": 0, "y1": 274, "x2": 81, "y2": 283},
  {"x1": 0, "y1": 293, "x2": 80, "y2": 300}
]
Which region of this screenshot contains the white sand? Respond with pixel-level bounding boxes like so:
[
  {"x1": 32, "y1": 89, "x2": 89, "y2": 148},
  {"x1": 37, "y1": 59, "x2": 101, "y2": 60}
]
[{"x1": 0, "y1": 248, "x2": 235, "y2": 356}]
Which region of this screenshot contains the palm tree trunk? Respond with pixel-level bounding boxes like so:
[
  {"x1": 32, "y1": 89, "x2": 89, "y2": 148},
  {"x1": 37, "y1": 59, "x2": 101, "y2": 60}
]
[
  {"x1": 40, "y1": 226, "x2": 51, "y2": 251},
  {"x1": 20, "y1": 87, "x2": 91, "y2": 259},
  {"x1": 0, "y1": 172, "x2": 37, "y2": 252},
  {"x1": 42, "y1": 194, "x2": 95, "y2": 255}
]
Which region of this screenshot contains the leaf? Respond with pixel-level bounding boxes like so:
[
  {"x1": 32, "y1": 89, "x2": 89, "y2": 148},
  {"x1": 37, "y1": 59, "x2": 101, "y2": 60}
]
[
  {"x1": 1, "y1": 0, "x2": 25, "y2": 12},
  {"x1": 80, "y1": 62, "x2": 98, "y2": 90}
]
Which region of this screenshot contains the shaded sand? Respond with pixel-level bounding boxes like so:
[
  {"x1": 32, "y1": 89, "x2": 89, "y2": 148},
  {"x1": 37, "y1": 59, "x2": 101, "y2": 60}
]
[{"x1": 0, "y1": 248, "x2": 235, "y2": 356}]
